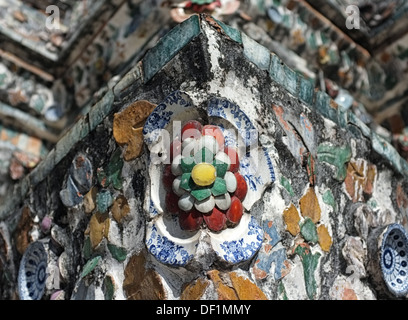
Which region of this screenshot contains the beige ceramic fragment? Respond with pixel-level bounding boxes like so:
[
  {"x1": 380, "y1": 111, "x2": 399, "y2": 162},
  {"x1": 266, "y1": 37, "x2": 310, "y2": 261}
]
[
  {"x1": 111, "y1": 195, "x2": 130, "y2": 223},
  {"x1": 299, "y1": 187, "x2": 321, "y2": 223},
  {"x1": 15, "y1": 207, "x2": 33, "y2": 255},
  {"x1": 123, "y1": 252, "x2": 166, "y2": 300},
  {"x1": 283, "y1": 204, "x2": 301, "y2": 236},
  {"x1": 113, "y1": 100, "x2": 156, "y2": 161},
  {"x1": 83, "y1": 187, "x2": 97, "y2": 214},
  {"x1": 89, "y1": 212, "x2": 110, "y2": 249}
]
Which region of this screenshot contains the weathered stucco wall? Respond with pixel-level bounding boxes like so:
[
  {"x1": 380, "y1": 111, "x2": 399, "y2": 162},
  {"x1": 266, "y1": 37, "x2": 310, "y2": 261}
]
[{"x1": 1, "y1": 14, "x2": 408, "y2": 301}]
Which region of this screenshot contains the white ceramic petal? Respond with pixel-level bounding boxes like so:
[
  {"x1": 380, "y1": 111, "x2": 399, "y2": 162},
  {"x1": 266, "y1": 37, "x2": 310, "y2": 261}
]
[
  {"x1": 146, "y1": 215, "x2": 201, "y2": 266},
  {"x1": 208, "y1": 214, "x2": 263, "y2": 264},
  {"x1": 195, "y1": 196, "x2": 215, "y2": 213},
  {"x1": 178, "y1": 193, "x2": 195, "y2": 212},
  {"x1": 215, "y1": 193, "x2": 231, "y2": 210},
  {"x1": 214, "y1": 151, "x2": 231, "y2": 168},
  {"x1": 172, "y1": 176, "x2": 187, "y2": 196},
  {"x1": 200, "y1": 135, "x2": 219, "y2": 154},
  {"x1": 224, "y1": 171, "x2": 237, "y2": 193},
  {"x1": 148, "y1": 163, "x2": 166, "y2": 215}
]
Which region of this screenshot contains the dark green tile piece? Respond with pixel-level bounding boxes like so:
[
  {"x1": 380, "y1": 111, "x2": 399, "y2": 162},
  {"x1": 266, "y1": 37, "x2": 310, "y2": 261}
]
[
  {"x1": 213, "y1": 157, "x2": 229, "y2": 178},
  {"x1": 83, "y1": 237, "x2": 92, "y2": 260},
  {"x1": 269, "y1": 53, "x2": 284, "y2": 85},
  {"x1": 242, "y1": 32, "x2": 271, "y2": 71},
  {"x1": 213, "y1": 18, "x2": 242, "y2": 43},
  {"x1": 181, "y1": 156, "x2": 196, "y2": 173},
  {"x1": 315, "y1": 91, "x2": 338, "y2": 124},
  {"x1": 191, "y1": 187, "x2": 212, "y2": 201},
  {"x1": 280, "y1": 176, "x2": 295, "y2": 197},
  {"x1": 211, "y1": 177, "x2": 227, "y2": 196},
  {"x1": 103, "y1": 276, "x2": 114, "y2": 300},
  {"x1": 96, "y1": 189, "x2": 113, "y2": 213},
  {"x1": 81, "y1": 256, "x2": 101, "y2": 278},
  {"x1": 298, "y1": 75, "x2": 315, "y2": 105},
  {"x1": 107, "y1": 243, "x2": 127, "y2": 262},
  {"x1": 107, "y1": 148, "x2": 124, "y2": 190},
  {"x1": 371, "y1": 131, "x2": 403, "y2": 174},
  {"x1": 143, "y1": 15, "x2": 201, "y2": 83},
  {"x1": 347, "y1": 111, "x2": 371, "y2": 138},
  {"x1": 180, "y1": 173, "x2": 194, "y2": 192},
  {"x1": 283, "y1": 64, "x2": 297, "y2": 96}
]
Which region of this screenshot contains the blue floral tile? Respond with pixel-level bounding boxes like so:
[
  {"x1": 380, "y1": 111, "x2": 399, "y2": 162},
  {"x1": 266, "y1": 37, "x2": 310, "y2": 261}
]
[
  {"x1": 380, "y1": 223, "x2": 408, "y2": 297},
  {"x1": 18, "y1": 242, "x2": 48, "y2": 300},
  {"x1": 145, "y1": 215, "x2": 200, "y2": 267},
  {"x1": 209, "y1": 215, "x2": 263, "y2": 264}
]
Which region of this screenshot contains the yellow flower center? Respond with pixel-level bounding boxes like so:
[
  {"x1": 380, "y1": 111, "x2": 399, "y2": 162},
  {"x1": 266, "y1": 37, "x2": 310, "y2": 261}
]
[{"x1": 191, "y1": 163, "x2": 216, "y2": 186}]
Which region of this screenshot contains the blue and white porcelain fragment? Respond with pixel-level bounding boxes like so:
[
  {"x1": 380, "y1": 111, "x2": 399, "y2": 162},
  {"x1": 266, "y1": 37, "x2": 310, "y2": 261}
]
[
  {"x1": 18, "y1": 241, "x2": 48, "y2": 300},
  {"x1": 380, "y1": 223, "x2": 408, "y2": 297},
  {"x1": 209, "y1": 214, "x2": 263, "y2": 264},
  {"x1": 143, "y1": 90, "x2": 275, "y2": 266},
  {"x1": 146, "y1": 215, "x2": 200, "y2": 267}
]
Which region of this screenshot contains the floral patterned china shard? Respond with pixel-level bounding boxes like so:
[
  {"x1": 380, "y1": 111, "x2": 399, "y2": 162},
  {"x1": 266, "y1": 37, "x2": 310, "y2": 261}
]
[
  {"x1": 143, "y1": 91, "x2": 275, "y2": 266},
  {"x1": 18, "y1": 241, "x2": 48, "y2": 300},
  {"x1": 380, "y1": 223, "x2": 408, "y2": 297}
]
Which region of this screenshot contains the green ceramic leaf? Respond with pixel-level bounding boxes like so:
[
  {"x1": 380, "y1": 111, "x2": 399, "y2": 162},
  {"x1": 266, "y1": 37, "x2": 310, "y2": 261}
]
[
  {"x1": 81, "y1": 256, "x2": 101, "y2": 278},
  {"x1": 180, "y1": 173, "x2": 194, "y2": 192},
  {"x1": 97, "y1": 189, "x2": 113, "y2": 213},
  {"x1": 300, "y1": 218, "x2": 318, "y2": 243},
  {"x1": 83, "y1": 237, "x2": 92, "y2": 260},
  {"x1": 181, "y1": 156, "x2": 196, "y2": 173},
  {"x1": 190, "y1": 187, "x2": 212, "y2": 201},
  {"x1": 107, "y1": 148, "x2": 124, "y2": 190},
  {"x1": 107, "y1": 243, "x2": 127, "y2": 262},
  {"x1": 103, "y1": 276, "x2": 114, "y2": 300},
  {"x1": 211, "y1": 177, "x2": 227, "y2": 196},
  {"x1": 213, "y1": 161, "x2": 228, "y2": 178}
]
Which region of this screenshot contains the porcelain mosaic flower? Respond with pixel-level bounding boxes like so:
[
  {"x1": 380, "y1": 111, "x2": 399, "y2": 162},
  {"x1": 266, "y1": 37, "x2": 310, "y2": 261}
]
[
  {"x1": 163, "y1": 120, "x2": 248, "y2": 232},
  {"x1": 142, "y1": 91, "x2": 275, "y2": 267}
]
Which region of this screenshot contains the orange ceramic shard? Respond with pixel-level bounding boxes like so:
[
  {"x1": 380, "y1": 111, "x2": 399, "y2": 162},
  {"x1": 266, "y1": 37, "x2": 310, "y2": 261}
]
[
  {"x1": 299, "y1": 187, "x2": 321, "y2": 223},
  {"x1": 229, "y1": 272, "x2": 268, "y2": 300},
  {"x1": 283, "y1": 204, "x2": 300, "y2": 236},
  {"x1": 317, "y1": 224, "x2": 332, "y2": 252},
  {"x1": 113, "y1": 100, "x2": 156, "y2": 161},
  {"x1": 180, "y1": 278, "x2": 210, "y2": 300}
]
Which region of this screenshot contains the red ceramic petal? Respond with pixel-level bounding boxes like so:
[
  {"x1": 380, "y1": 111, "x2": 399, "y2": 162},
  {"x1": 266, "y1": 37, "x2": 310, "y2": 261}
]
[
  {"x1": 202, "y1": 125, "x2": 225, "y2": 150},
  {"x1": 224, "y1": 147, "x2": 239, "y2": 172},
  {"x1": 203, "y1": 207, "x2": 227, "y2": 232},
  {"x1": 226, "y1": 196, "x2": 243, "y2": 226},
  {"x1": 165, "y1": 191, "x2": 180, "y2": 214},
  {"x1": 233, "y1": 172, "x2": 247, "y2": 201},
  {"x1": 179, "y1": 208, "x2": 203, "y2": 231},
  {"x1": 181, "y1": 120, "x2": 203, "y2": 141},
  {"x1": 162, "y1": 164, "x2": 176, "y2": 192}
]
